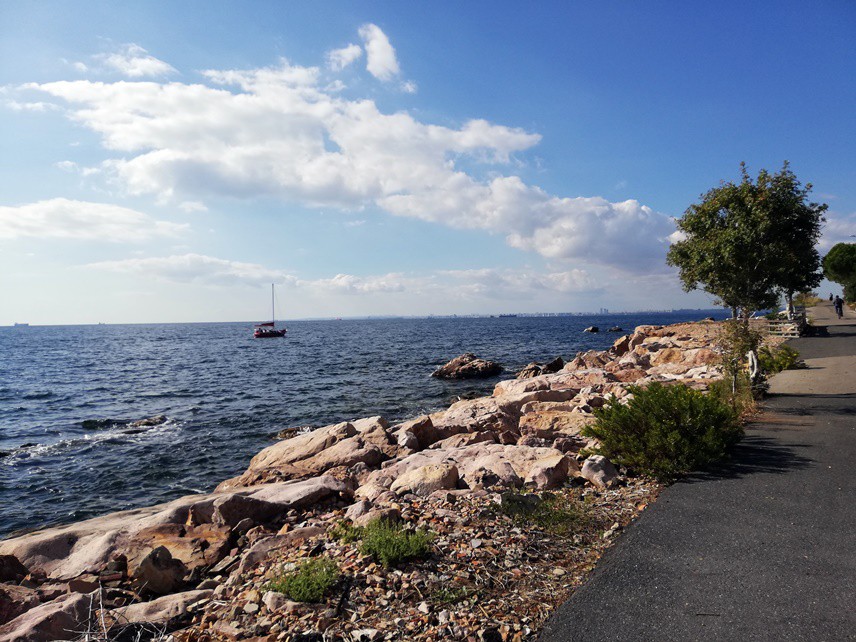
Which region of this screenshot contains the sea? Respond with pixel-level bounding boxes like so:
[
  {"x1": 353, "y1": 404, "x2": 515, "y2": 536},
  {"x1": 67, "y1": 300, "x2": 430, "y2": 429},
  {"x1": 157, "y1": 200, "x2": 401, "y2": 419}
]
[{"x1": 0, "y1": 311, "x2": 718, "y2": 539}]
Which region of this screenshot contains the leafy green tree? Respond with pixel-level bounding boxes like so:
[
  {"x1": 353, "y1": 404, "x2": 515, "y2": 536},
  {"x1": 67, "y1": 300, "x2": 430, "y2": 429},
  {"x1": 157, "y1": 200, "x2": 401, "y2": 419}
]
[
  {"x1": 667, "y1": 163, "x2": 826, "y2": 318},
  {"x1": 823, "y1": 243, "x2": 856, "y2": 302},
  {"x1": 762, "y1": 163, "x2": 826, "y2": 311}
]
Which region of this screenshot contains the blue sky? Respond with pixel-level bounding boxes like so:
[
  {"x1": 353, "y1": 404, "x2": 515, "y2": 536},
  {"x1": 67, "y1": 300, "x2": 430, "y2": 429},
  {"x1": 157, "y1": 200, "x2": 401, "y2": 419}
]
[{"x1": 1, "y1": 1, "x2": 854, "y2": 324}]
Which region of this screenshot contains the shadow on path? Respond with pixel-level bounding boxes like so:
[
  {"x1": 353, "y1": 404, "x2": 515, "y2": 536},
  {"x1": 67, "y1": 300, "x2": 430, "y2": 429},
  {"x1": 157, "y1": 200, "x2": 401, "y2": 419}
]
[{"x1": 680, "y1": 434, "x2": 813, "y2": 484}]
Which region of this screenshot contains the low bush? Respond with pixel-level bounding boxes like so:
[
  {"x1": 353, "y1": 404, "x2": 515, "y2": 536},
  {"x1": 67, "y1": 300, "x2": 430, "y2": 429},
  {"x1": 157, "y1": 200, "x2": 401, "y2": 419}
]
[
  {"x1": 758, "y1": 345, "x2": 803, "y2": 374},
  {"x1": 494, "y1": 489, "x2": 597, "y2": 538},
  {"x1": 582, "y1": 382, "x2": 742, "y2": 482},
  {"x1": 359, "y1": 518, "x2": 433, "y2": 568},
  {"x1": 708, "y1": 374, "x2": 758, "y2": 415},
  {"x1": 328, "y1": 520, "x2": 364, "y2": 544},
  {"x1": 266, "y1": 557, "x2": 340, "y2": 603}
]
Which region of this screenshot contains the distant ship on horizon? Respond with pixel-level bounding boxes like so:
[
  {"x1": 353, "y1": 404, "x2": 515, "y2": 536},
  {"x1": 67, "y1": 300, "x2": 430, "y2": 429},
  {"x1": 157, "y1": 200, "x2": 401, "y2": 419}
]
[{"x1": 12, "y1": 322, "x2": 29, "y2": 327}]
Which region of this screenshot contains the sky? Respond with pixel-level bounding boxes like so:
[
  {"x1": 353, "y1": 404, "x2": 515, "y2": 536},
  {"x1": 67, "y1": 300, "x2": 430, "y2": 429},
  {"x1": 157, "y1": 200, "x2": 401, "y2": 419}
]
[{"x1": 1, "y1": 1, "x2": 854, "y2": 325}]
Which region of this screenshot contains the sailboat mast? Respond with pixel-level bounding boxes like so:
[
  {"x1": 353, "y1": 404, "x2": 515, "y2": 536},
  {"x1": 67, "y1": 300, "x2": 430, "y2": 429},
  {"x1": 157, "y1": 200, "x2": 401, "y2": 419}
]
[{"x1": 271, "y1": 283, "x2": 275, "y2": 323}]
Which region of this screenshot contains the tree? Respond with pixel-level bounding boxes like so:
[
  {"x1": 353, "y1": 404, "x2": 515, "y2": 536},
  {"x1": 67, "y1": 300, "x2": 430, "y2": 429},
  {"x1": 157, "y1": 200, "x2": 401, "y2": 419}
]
[
  {"x1": 667, "y1": 162, "x2": 827, "y2": 318},
  {"x1": 823, "y1": 243, "x2": 856, "y2": 303},
  {"x1": 762, "y1": 163, "x2": 825, "y2": 312}
]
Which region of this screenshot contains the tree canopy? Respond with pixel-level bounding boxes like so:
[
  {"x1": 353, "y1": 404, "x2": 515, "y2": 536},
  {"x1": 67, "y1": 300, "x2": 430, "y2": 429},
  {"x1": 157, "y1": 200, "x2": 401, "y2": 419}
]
[
  {"x1": 823, "y1": 243, "x2": 856, "y2": 302},
  {"x1": 667, "y1": 162, "x2": 826, "y2": 317}
]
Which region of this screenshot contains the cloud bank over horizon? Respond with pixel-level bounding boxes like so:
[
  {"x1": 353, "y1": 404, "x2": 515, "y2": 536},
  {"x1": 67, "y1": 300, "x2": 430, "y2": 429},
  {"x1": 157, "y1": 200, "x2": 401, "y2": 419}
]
[{"x1": 11, "y1": 24, "x2": 677, "y2": 278}]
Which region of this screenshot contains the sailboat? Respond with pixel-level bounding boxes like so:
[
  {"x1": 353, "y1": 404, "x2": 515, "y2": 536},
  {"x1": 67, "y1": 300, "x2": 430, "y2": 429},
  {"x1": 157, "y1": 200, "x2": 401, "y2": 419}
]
[{"x1": 254, "y1": 284, "x2": 287, "y2": 338}]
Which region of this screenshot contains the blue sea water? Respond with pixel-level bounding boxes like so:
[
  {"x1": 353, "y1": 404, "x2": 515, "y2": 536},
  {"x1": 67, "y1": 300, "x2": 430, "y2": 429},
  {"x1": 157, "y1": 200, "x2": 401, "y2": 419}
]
[{"x1": 0, "y1": 312, "x2": 717, "y2": 539}]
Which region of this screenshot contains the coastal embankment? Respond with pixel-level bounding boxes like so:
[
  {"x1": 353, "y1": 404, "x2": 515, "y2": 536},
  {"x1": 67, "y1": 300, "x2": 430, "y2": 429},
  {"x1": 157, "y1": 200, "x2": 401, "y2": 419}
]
[
  {"x1": 540, "y1": 302, "x2": 856, "y2": 641},
  {"x1": 2, "y1": 319, "x2": 743, "y2": 641}
]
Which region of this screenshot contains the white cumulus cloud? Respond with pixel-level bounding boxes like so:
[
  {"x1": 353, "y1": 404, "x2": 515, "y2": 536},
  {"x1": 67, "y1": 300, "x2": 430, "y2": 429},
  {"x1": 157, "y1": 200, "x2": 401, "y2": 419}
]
[
  {"x1": 358, "y1": 24, "x2": 400, "y2": 81},
  {"x1": 21, "y1": 45, "x2": 676, "y2": 273},
  {"x1": 0, "y1": 198, "x2": 187, "y2": 242},
  {"x1": 98, "y1": 44, "x2": 177, "y2": 78},
  {"x1": 326, "y1": 44, "x2": 363, "y2": 71}
]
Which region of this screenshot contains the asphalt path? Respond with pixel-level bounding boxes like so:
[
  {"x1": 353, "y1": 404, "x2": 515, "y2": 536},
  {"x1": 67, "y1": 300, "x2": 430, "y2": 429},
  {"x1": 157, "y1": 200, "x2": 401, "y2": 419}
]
[{"x1": 540, "y1": 304, "x2": 856, "y2": 641}]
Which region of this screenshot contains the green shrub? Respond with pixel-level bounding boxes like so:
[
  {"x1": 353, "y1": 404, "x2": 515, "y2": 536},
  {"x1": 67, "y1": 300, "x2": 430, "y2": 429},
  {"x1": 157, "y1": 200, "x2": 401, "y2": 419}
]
[
  {"x1": 358, "y1": 518, "x2": 433, "y2": 568},
  {"x1": 582, "y1": 382, "x2": 742, "y2": 482},
  {"x1": 266, "y1": 557, "x2": 340, "y2": 603},
  {"x1": 328, "y1": 520, "x2": 364, "y2": 543},
  {"x1": 708, "y1": 373, "x2": 758, "y2": 415},
  {"x1": 758, "y1": 345, "x2": 802, "y2": 374}
]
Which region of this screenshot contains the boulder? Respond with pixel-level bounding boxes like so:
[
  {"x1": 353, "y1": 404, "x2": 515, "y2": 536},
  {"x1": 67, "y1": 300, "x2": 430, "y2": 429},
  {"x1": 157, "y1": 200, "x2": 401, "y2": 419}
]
[
  {"x1": 369, "y1": 443, "x2": 568, "y2": 491},
  {"x1": 581, "y1": 455, "x2": 620, "y2": 488},
  {"x1": 0, "y1": 591, "x2": 91, "y2": 642},
  {"x1": 610, "y1": 334, "x2": 632, "y2": 356},
  {"x1": 607, "y1": 326, "x2": 623, "y2": 333},
  {"x1": 524, "y1": 454, "x2": 577, "y2": 489},
  {"x1": 130, "y1": 546, "x2": 187, "y2": 596},
  {"x1": 428, "y1": 431, "x2": 496, "y2": 450},
  {"x1": 516, "y1": 357, "x2": 564, "y2": 379},
  {"x1": 518, "y1": 411, "x2": 594, "y2": 439},
  {"x1": 299, "y1": 436, "x2": 386, "y2": 473},
  {"x1": 0, "y1": 555, "x2": 29, "y2": 583},
  {"x1": 583, "y1": 326, "x2": 599, "y2": 333},
  {"x1": 353, "y1": 507, "x2": 401, "y2": 528},
  {"x1": 245, "y1": 421, "x2": 357, "y2": 473},
  {"x1": 344, "y1": 500, "x2": 372, "y2": 522},
  {"x1": 109, "y1": 589, "x2": 212, "y2": 626},
  {"x1": 390, "y1": 464, "x2": 459, "y2": 497},
  {"x1": 432, "y1": 353, "x2": 502, "y2": 379},
  {"x1": 0, "y1": 584, "x2": 40, "y2": 626},
  {"x1": 516, "y1": 362, "x2": 543, "y2": 380},
  {"x1": 125, "y1": 523, "x2": 231, "y2": 574},
  {"x1": 392, "y1": 415, "x2": 467, "y2": 450}
]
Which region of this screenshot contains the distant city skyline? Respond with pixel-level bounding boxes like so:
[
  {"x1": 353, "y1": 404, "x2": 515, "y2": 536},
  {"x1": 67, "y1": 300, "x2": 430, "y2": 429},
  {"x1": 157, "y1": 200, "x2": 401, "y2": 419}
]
[{"x1": 1, "y1": 1, "x2": 854, "y2": 324}]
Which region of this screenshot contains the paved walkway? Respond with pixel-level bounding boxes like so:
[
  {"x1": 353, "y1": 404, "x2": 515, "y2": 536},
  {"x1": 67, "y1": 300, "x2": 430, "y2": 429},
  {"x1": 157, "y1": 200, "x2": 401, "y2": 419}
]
[{"x1": 540, "y1": 303, "x2": 856, "y2": 641}]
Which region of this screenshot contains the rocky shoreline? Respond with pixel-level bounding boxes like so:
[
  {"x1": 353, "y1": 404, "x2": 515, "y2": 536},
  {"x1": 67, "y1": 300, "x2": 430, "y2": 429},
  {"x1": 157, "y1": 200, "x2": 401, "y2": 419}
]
[{"x1": 1, "y1": 321, "x2": 730, "y2": 641}]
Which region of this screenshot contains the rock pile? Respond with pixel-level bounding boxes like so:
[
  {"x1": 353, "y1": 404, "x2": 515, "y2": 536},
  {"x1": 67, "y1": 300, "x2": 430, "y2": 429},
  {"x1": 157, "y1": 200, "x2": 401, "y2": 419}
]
[
  {"x1": 432, "y1": 354, "x2": 503, "y2": 379},
  {"x1": 0, "y1": 320, "x2": 729, "y2": 641}
]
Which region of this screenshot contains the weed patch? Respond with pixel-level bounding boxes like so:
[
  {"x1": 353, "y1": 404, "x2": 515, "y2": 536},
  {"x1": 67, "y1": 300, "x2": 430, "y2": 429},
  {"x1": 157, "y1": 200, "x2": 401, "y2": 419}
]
[
  {"x1": 359, "y1": 518, "x2": 433, "y2": 568},
  {"x1": 266, "y1": 557, "x2": 340, "y2": 603}
]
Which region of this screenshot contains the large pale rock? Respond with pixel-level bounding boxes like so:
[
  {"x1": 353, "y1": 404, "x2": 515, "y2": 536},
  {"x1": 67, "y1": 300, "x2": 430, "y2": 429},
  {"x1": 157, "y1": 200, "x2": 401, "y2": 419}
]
[
  {"x1": 524, "y1": 454, "x2": 577, "y2": 489},
  {"x1": 0, "y1": 591, "x2": 91, "y2": 641},
  {"x1": 109, "y1": 589, "x2": 212, "y2": 626},
  {"x1": 366, "y1": 443, "x2": 570, "y2": 491},
  {"x1": 390, "y1": 464, "x2": 459, "y2": 497},
  {"x1": 246, "y1": 421, "x2": 357, "y2": 472},
  {"x1": 354, "y1": 482, "x2": 389, "y2": 502},
  {"x1": 518, "y1": 411, "x2": 594, "y2": 439},
  {"x1": 391, "y1": 415, "x2": 467, "y2": 451},
  {"x1": 432, "y1": 353, "x2": 502, "y2": 379},
  {"x1": 126, "y1": 523, "x2": 231, "y2": 572},
  {"x1": 581, "y1": 455, "x2": 620, "y2": 488},
  {"x1": 428, "y1": 431, "x2": 496, "y2": 450},
  {"x1": 351, "y1": 416, "x2": 390, "y2": 433},
  {"x1": 0, "y1": 478, "x2": 346, "y2": 581},
  {"x1": 300, "y1": 435, "x2": 385, "y2": 473}
]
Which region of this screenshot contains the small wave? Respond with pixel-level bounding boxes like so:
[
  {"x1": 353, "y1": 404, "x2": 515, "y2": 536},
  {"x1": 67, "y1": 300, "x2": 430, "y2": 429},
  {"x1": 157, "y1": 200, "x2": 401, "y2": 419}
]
[
  {"x1": 22, "y1": 391, "x2": 56, "y2": 400},
  {"x1": 1, "y1": 418, "x2": 181, "y2": 465}
]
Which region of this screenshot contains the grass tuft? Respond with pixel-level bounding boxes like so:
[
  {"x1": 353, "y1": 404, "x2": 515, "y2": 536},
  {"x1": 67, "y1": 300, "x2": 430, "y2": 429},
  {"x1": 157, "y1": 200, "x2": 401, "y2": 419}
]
[
  {"x1": 266, "y1": 557, "x2": 340, "y2": 603},
  {"x1": 358, "y1": 518, "x2": 433, "y2": 568}
]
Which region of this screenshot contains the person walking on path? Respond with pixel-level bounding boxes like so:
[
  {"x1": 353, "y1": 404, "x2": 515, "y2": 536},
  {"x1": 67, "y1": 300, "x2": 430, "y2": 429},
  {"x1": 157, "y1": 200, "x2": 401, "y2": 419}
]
[{"x1": 833, "y1": 295, "x2": 844, "y2": 319}]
